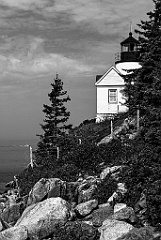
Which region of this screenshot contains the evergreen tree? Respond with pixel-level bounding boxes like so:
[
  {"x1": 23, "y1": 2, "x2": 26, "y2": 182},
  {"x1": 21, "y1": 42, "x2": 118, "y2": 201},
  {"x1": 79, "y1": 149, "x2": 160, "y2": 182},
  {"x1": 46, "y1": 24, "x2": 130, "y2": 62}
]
[
  {"x1": 124, "y1": 0, "x2": 161, "y2": 146},
  {"x1": 122, "y1": 0, "x2": 161, "y2": 226},
  {"x1": 36, "y1": 74, "x2": 72, "y2": 157}
]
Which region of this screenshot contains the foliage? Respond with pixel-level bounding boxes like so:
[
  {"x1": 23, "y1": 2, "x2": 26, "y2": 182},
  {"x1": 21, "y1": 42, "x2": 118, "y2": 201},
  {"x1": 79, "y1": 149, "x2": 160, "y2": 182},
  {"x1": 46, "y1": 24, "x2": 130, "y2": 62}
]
[
  {"x1": 18, "y1": 127, "x2": 128, "y2": 196},
  {"x1": 71, "y1": 112, "x2": 128, "y2": 144},
  {"x1": 123, "y1": 0, "x2": 161, "y2": 146},
  {"x1": 36, "y1": 74, "x2": 72, "y2": 157},
  {"x1": 119, "y1": 138, "x2": 161, "y2": 226},
  {"x1": 146, "y1": 180, "x2": 161, "y2": 226},
  {"x1": 94, "y1": 175, "x2": 117, "y2": 204},
  {"x1": 17, "y1": 165, "x2": 43, "y2": 195},
  {"x1": 121, "y1": 1, "x2": 161, "y2": 226}
]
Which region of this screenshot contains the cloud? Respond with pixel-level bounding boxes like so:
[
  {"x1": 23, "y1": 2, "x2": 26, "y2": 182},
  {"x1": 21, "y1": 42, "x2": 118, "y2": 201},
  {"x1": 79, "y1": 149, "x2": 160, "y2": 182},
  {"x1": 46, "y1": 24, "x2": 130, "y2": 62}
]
[
  {"x1": 43, "y1": 0, "x2": 154, "y2": 34},
  {"x1": 0, "y1": 0, "x2": 153, "y2": 34},
  {"x1": 0, "y1": 0, "x2": 46, "y2": 10},
  {"x1": 0, "y1": 0, "x2": 154, "y2": 81},
  {"x1": 6, "y1": 53, "x2": 92, "y2": 77},
  {"x1": 0, "y1": 36, "x2": 93, "y2": 78}
]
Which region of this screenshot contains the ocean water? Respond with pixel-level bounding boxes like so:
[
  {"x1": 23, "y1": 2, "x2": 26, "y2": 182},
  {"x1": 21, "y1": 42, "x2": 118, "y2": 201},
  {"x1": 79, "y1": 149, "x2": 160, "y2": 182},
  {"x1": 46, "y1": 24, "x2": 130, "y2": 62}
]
[{"x1": 0, "y1": 140, "x2": 38, "y2": 193}]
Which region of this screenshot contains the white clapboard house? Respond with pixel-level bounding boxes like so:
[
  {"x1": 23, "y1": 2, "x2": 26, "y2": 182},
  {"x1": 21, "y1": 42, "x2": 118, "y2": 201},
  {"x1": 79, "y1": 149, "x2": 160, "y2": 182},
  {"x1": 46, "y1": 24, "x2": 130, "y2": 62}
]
[{"x1": 95, "y1": 31, "x2": 141, "y2": 123}]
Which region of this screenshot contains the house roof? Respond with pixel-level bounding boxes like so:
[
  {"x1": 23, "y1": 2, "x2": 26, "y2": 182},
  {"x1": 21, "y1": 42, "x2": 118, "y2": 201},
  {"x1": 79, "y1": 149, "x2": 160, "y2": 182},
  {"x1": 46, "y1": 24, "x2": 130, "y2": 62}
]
[
  {"x1": 95, "y1": 66, "x2": 125, "y2": 86},
  {"x1": 96, "y1": 75, "x2": 103, "y2": 82}
]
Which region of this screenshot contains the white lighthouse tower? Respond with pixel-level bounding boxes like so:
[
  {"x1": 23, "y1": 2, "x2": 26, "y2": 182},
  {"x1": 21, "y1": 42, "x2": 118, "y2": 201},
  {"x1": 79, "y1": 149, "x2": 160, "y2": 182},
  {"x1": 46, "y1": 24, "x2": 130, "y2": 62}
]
[
  {"x1": 115, "y1": 31, "x2": 141, "y2": 74},
  {"x1": 95, "y1": 31, "x2": 141, "y2": 122},
  {"x1": 95, "y1": 30, "x2": 141, "y2": 123}
]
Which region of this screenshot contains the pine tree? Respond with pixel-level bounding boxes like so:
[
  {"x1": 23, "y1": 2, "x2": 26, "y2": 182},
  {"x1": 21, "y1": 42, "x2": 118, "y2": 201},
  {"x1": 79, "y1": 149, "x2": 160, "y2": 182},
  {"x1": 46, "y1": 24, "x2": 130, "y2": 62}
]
[
  {"x1": 36, "y1": 74, "x2": 72, "y2": 156},
  {"x1": 122, "y1": 0, "x2": 161, "y2": 226},
  {"x1": 124, "y1": 0, "x2": 161, "y2": 146}
]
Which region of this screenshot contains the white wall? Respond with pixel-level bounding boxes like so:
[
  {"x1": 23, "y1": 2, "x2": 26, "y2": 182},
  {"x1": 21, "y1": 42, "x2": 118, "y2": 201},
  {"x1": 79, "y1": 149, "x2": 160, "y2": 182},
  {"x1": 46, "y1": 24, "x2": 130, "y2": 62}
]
[{"x1": 96, "y1": 85, "x2": 128, "y2": 115}]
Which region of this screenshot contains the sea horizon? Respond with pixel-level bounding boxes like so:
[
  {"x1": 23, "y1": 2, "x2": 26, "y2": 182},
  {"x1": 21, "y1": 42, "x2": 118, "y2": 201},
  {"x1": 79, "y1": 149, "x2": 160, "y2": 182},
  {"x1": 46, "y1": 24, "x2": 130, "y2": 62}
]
[{"x1": 0, "y1": 139, "x2": 38, "y2": 193}]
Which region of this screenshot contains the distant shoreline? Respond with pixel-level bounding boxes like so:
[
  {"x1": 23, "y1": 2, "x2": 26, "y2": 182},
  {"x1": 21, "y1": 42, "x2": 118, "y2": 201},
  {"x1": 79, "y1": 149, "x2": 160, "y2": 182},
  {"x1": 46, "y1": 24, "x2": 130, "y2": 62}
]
[
  {"x1": 0, "y1": 170, "x2": 16, "y2": 193},
  {"x1": 0, "y1": 139, "x2": 38, "y2": 193}
]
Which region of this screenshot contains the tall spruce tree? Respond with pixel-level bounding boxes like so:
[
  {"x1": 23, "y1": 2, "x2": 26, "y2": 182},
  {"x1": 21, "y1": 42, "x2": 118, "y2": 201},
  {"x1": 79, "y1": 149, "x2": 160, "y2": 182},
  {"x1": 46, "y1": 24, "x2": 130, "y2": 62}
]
[
  {"x1": 122, "y1": 0, "x2": 161, "y2": 226},
  {"x1": 36, "y1": 74, "x2": 72, "y2": 156},
  {"x1": 124, "y1": 0, "x2": 161, "y2": 146}
]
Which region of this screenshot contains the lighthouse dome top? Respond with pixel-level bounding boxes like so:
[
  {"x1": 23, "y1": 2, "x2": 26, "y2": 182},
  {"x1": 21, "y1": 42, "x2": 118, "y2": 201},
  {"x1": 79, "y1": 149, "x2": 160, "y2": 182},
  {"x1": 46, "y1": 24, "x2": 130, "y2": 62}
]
[
  {"x1": 120, "y1": 32, "x2": 140, "y2": 46},
  {"x1": 115, "y1": 31, "x2": 140, "y2": 66},
  {"x1": 115, "y1": 31, "x2": 141, "y2": 74}
]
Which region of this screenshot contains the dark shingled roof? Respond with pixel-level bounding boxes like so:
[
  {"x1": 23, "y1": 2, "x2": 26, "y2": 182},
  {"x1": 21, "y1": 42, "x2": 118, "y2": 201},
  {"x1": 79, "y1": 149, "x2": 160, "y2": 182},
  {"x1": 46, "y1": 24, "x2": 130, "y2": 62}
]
[
  {"x1": 96, "y1": 75, "x2": 103, "y2": 82},
  {"x1": 121, "y1": 32, "x2": 140, "y2": 45}
]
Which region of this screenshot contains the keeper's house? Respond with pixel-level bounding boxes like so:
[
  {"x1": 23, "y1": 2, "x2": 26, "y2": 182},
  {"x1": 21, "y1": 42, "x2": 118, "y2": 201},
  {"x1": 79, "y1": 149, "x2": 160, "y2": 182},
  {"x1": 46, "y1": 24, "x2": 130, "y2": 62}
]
[{"x1": 95, "y1": 31, "x2": 141, "y2": 123}]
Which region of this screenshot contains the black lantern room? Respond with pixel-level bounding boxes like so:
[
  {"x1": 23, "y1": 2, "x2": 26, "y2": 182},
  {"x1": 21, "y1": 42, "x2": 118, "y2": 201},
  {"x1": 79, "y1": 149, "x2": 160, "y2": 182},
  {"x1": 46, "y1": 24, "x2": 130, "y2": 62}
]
[{"x1": 115, "y1": 32, "x2": 140, "y2": 63}]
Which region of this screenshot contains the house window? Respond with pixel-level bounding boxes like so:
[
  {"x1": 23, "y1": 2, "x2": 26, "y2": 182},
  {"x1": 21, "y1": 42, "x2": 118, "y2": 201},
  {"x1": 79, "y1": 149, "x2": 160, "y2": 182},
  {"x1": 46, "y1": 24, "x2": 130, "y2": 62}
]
[{"x1": 108, "y1": 89, "x2": 117, "y2": 103}]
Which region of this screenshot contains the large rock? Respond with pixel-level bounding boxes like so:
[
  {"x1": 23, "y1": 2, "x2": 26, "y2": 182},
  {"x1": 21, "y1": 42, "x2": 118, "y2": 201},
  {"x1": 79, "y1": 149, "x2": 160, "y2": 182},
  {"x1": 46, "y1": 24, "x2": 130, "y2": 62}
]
[
  {"x1": 15, "y1": 197, "x2": 70, "y2": 239},
  {"x1": 27, "y1": 178, "x2": 66, "y2": 205},
  {"x1": 134, "y1": 192, "x2": 148, "y2": 225},
  {"x1": 117, "y1": 226, "x2": 154, "y2": 240},
  {"x1": 0, "y1": 196, "x2": 9, "y2": 213},
  {"x1": 99, "y1": 219, "x2": 133, "y2": 240},
  {"x1": 0, "y1": 226, "x2": 28, "y2": 240},
  {"x1": 78, "y1": 184, "x2": 97, "y2": 204},
  {"x1": 0, "y1": 218, "x2": 12, "y2": 231},
  {"x1": 75, "y1": 199, "x2": 98, "y2": 217},
  {"x1": 117, "y1": 183, "x2": 127, "y2": 195},
  {"x1": 84, "y1": 203, "x2": 114, "y2": 227},
  {"x1": 48, "y1": 221, "x2": 100, "y2": 240},
  {"x1": 100, "y1": 166, "x2": 122, "y2": 180},
  {"x1": 107, "y1": 183, "x2": 127, "y2": 206},
  {"x1": 114, "y1": 203, "x2": 127, "y2": 213},
  {"x1": 107, "y1": 192, "x2": 120, "y2": 205},
  {"x1": 4, "y1": 192, "x2": 18, "y2": 207},
  {"x1": 113, "y1": 204, "x2": 136, "y2": 224},
  {"x1": 77, "y1": 176, "x2": 98, "y2": 204},
  {"x1": 0, "y1": 191, "x2": 20, "y2": 215},
  {"x1": 0, "y1": 201, "x2": 6, "y2": 215},
  {"x1": 0, "y1": 219, "x2": 3, "y2": 232},
  {"x1": 2, "y1": 201, "x2": 26, "y2": 224}
]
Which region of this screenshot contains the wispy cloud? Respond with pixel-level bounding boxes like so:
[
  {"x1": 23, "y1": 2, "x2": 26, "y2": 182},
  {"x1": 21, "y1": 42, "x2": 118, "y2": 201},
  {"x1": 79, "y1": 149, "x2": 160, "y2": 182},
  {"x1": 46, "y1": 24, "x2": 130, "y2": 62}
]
[
  {"x1": 0, "y1": 36, "x2": 93, "y2": 78},
  {"x1": 0, "y1": 0, "x2": 154, "y2": 32},
  {"x1": 0, "y1": 0, "x2": 154, "y2": 81},
  {"x1": 0, "y1": 0, "x2": 46, "y2": 10}
]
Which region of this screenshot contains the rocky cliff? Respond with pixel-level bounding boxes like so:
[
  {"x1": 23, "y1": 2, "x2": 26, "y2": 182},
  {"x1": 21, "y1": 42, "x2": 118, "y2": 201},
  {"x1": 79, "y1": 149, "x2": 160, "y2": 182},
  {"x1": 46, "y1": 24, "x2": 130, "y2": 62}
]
[{"x1": 0, "y1": 165, "x2": 160, "y2": 240}]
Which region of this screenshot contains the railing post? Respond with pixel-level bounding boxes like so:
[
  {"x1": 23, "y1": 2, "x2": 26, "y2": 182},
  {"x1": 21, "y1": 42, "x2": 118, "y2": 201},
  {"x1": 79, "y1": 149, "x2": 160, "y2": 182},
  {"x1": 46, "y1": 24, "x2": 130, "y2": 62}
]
[
  {"x1": 57, "y1": 147, "x2": 59, "y2": 159},
  {"x1": 109, "y1": 115, "x2": 115, "y2": 138},
  {"x1": 111, "y1": 118, "x2": 113, "y2": 138},
  {"x1": 29, "y1": 145, "x2": 33, "y2": 168},
  {"x1": 137, "y1": 107, "x2": 140, "y2": 132}
]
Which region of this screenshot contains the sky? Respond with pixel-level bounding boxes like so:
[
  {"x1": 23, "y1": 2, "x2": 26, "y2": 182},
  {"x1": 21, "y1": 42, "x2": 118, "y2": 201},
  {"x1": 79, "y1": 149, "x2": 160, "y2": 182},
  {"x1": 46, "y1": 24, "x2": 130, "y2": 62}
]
[{"x1": 0, "y1": 0, "x2": 154, "y2": 145}]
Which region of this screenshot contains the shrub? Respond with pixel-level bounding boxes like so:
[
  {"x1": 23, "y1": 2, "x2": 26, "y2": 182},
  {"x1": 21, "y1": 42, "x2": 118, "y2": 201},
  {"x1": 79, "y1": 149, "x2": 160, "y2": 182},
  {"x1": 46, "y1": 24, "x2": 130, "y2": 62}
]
[{"x1": 94, "y1": 175, "x2": 117, "y2": 204}]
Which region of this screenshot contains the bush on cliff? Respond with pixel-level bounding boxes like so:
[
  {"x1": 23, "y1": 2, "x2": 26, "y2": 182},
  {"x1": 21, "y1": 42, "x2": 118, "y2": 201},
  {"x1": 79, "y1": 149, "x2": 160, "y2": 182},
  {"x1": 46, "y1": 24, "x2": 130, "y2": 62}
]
[
  {"x1": 18, "y1": 134, "x2": 128, "y2": 196},
  {"x1": 119, "y1": 138, "x2": 161, "y2": 226},
  {"x1": 94, "y1": 175, "x2": 117, "y2": 204}
]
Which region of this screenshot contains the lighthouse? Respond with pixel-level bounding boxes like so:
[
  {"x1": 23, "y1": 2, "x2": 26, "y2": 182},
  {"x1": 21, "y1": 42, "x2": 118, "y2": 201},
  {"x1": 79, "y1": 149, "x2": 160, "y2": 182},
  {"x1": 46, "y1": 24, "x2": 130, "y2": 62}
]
[
  {"x1": 115, "y1": 31, "x2": 141, "y2": 75},
  {"x1": 95, "y1": 30, "x2": 141, "y2": 123}
]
